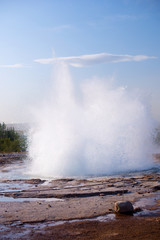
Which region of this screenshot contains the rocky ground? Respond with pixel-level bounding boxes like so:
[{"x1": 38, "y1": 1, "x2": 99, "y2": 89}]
[
  {"x1": 0, "y1": 153, "x2": 160, "y2": 239},
  {"x1": 0, "y1": 153, "x2": 25, "y2": 165}
]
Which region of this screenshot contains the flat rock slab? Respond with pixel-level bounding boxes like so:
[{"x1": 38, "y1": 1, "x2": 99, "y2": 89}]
[
  {"x1": 0, "y1": 173, "x2": 160, "y2": 224},
  {"x1": 0, "y1": 154, "x2": 160, "y2": 224}
]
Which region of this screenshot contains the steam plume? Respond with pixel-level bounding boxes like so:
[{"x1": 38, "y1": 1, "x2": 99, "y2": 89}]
[{"x1": 28, "y1": 63, "x2": 155, "y2": 178}]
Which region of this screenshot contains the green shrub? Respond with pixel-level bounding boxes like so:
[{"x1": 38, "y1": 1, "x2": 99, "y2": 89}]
[{"x1": 0, "y1": 122, "x2": 27, "y2": 153}]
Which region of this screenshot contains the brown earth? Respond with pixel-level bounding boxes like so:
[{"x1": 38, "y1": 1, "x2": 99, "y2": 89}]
[
  {"x1": 26, "y1": 216, "x2": 160, "y2": 240},
  {"x1": 1, "y1": 215, "x2": 160, "y2": 240}
]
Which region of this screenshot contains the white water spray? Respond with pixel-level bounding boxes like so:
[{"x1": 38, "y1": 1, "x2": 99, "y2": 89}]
[{"x1": 28, "y1": 63, "x2": 155, "y2": 177}]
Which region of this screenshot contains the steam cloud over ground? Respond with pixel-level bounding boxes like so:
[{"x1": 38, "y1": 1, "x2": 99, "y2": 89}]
[{"x1": 28, "y1": 63, "x2": 155, "y2": 178}]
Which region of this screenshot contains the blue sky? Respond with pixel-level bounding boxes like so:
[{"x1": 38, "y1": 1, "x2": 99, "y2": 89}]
[{"x1": 0, "y1": 0, "x2": 160, "y2": 123}]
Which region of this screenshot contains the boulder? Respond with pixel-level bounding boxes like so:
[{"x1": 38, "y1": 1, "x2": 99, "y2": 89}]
[{"x1": 114, "y1": 201, "x2": 134, "y2": 214}]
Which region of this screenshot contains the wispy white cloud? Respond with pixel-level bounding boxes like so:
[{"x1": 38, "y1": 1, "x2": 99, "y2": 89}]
[
  {"x1": 34, "y1": 52, "x2": 156, "y2": 68},
  {"x1": 0, "y1": 64, "x2": 26, "y2": 68}
]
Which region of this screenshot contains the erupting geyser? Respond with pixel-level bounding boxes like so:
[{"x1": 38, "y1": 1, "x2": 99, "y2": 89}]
[{"x1": 28, "y1": 63, "x2": 155, "y2": 178}]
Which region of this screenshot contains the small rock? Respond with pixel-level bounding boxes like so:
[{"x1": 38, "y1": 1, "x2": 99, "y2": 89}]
[
  {"x1": 117, "y1": 193, "x2": 122, "y2": 196},
  {"x1": 100, "y1": 193, "x2": 104, "y2": 196},
  {"x1": 114, "y1": 201, "x2": 134, "y2": 214},
  {"x1": 134, "y1": 207, "x2": 142, "y2": 213}
]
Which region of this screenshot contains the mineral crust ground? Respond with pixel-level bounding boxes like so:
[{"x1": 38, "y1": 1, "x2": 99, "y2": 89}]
[{"x1": 0, "y1": 153, "x2": 160, "y2": 239}]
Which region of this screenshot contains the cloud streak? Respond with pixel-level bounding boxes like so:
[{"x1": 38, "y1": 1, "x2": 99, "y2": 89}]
[
  {"x1": 34, "y1": 52, "x2": 156, "y2": 68},
  {"x1": 0, "y1": 64, "x2": 25, "y2": 68}
]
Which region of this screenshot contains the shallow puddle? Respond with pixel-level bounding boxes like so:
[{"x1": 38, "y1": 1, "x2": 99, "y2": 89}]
[
  {"x1": 134, "y1": 194, "x2": 160, "y2": 209},
  {"x1": 0, "y1": 195, "x2": 64, "y2": 202},
  {"x1": 133, "y1": 194, "x2": 160, "y2": 217}
]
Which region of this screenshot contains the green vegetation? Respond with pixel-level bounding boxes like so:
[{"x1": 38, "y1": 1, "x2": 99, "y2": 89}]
[{"x1": 0, "y1": 122, "x2": 27, "y2": 153}]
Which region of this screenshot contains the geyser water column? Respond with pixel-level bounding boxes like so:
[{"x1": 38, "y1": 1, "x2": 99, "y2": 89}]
[{"x1": 28, "y1": 62, "x2": 155, "y2": 178}]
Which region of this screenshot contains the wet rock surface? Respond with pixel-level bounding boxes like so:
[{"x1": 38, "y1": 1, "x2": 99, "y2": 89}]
[{"x1": 0, "y1": 153, "x2": 160, "y2": 239}]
